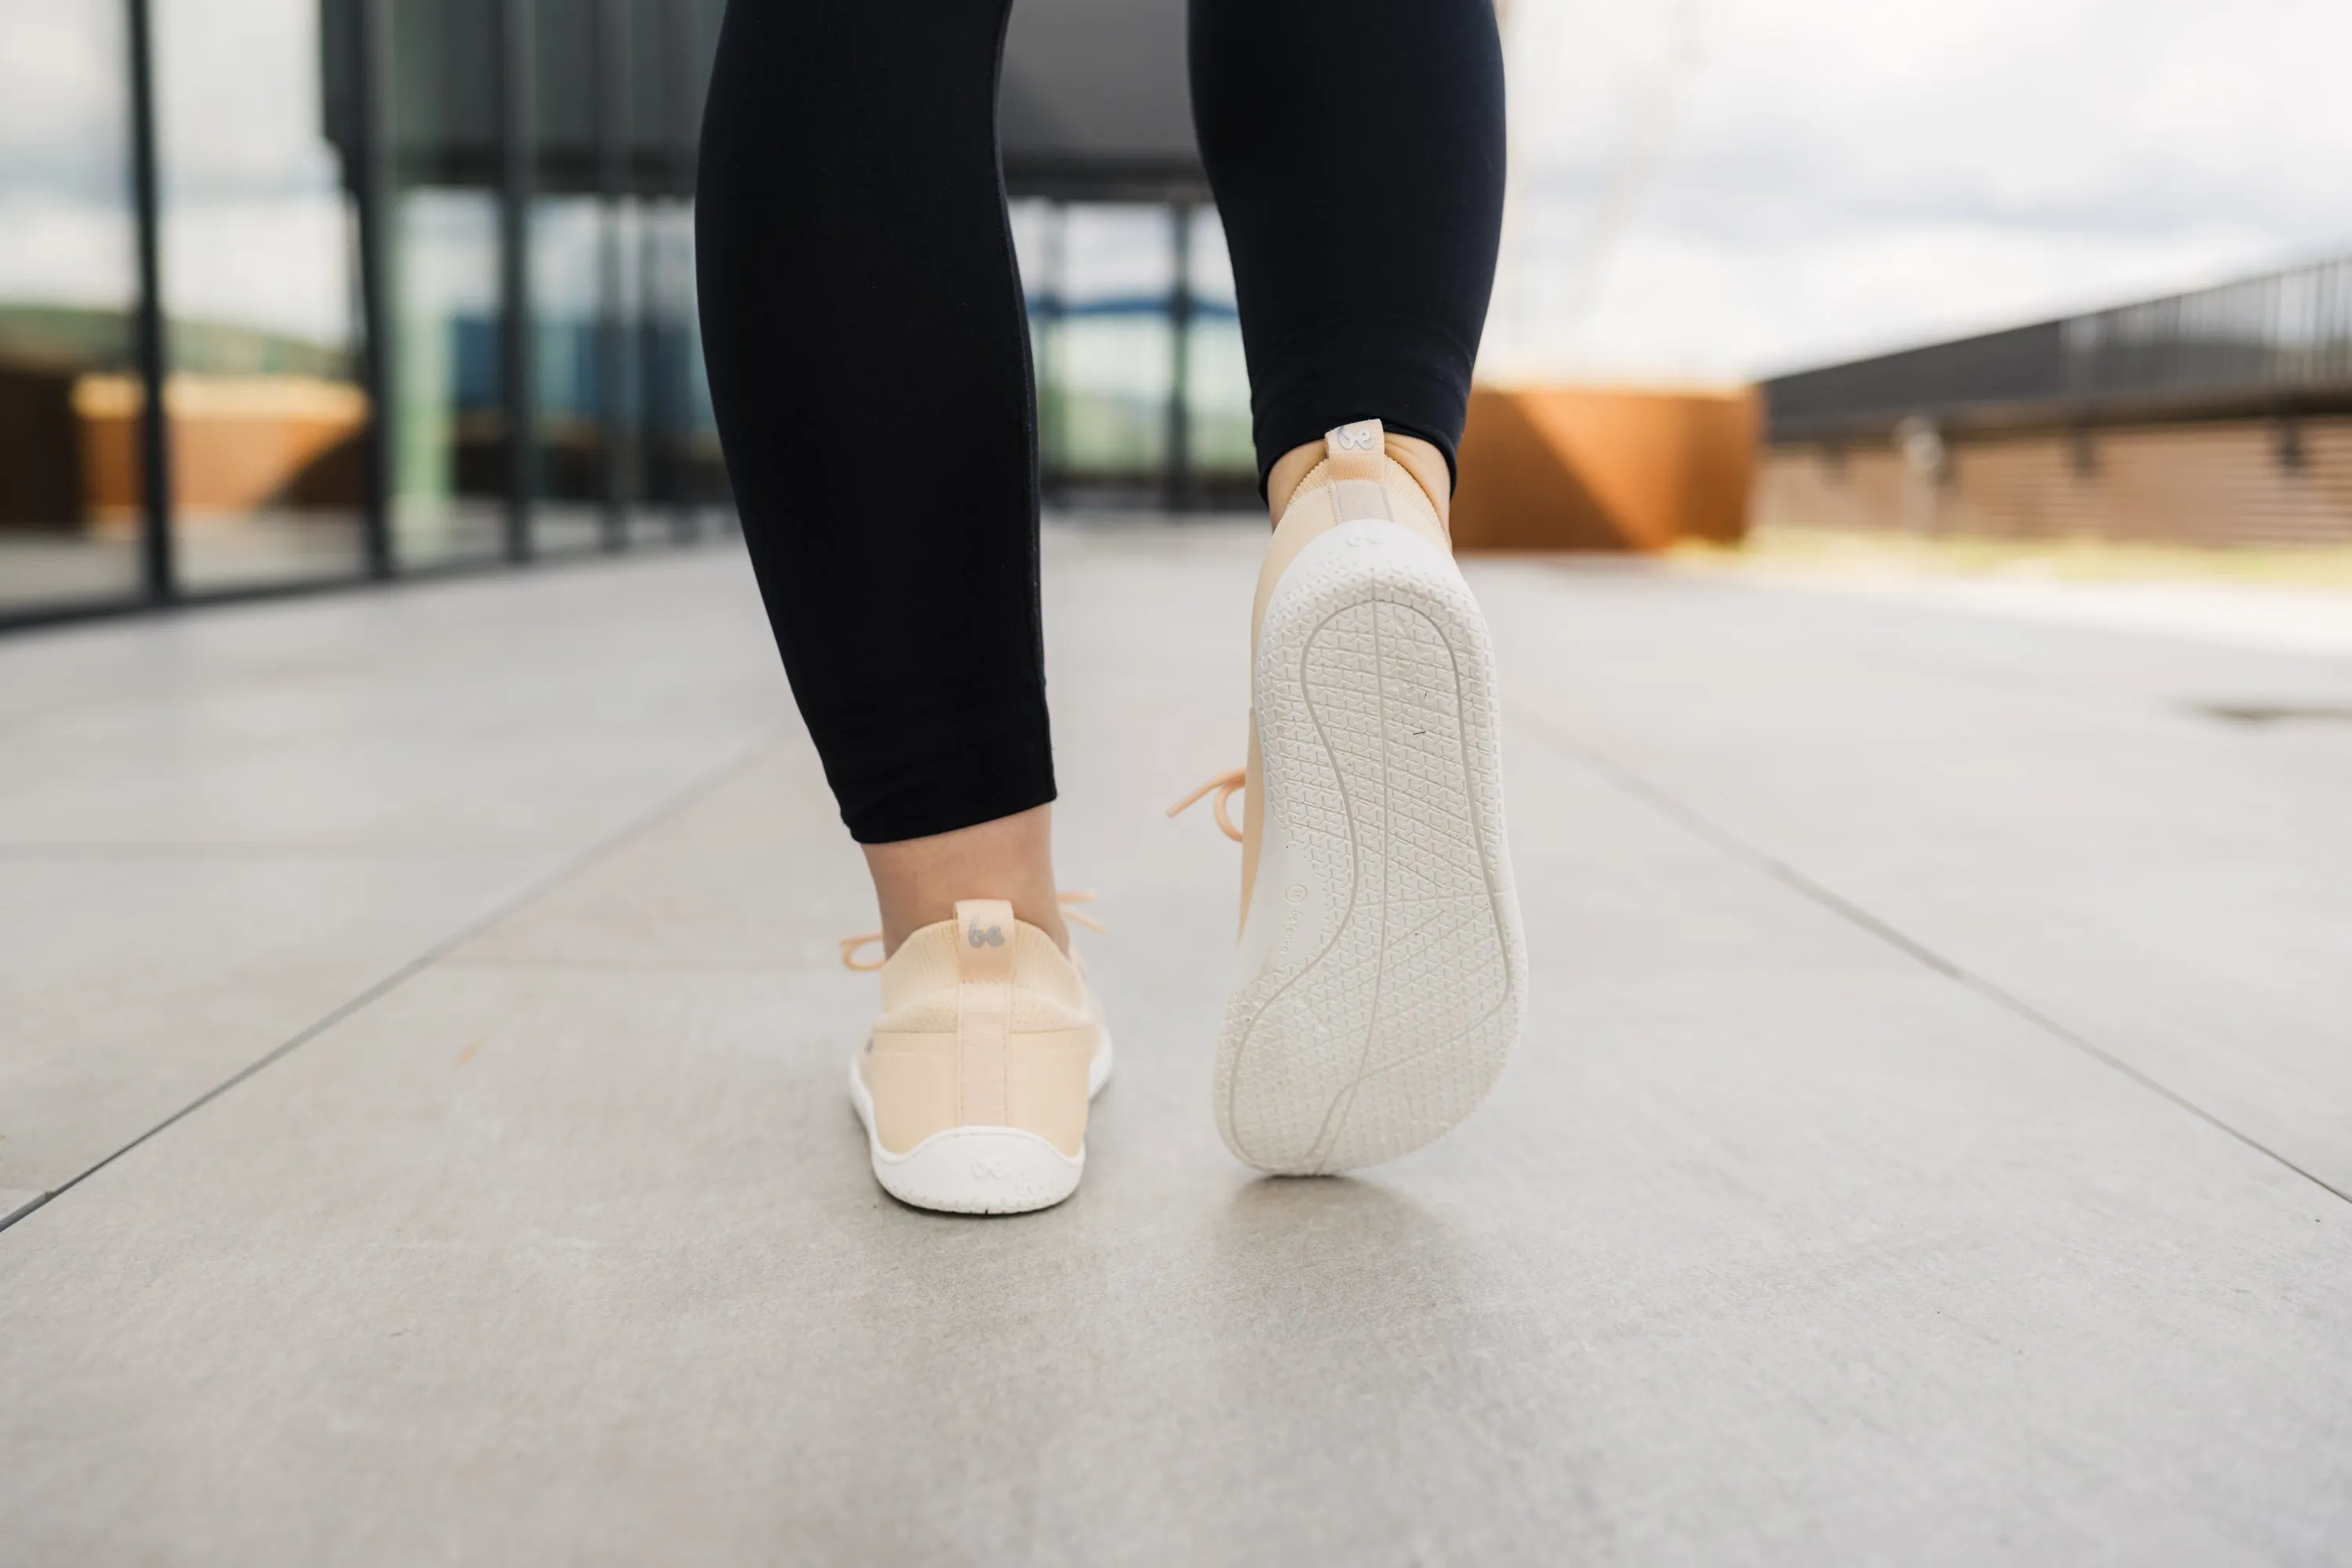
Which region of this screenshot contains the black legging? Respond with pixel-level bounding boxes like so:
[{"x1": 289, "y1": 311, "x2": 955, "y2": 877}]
[{"x1": 697, "y1": 0, "x2": 1505, "y2": 844}]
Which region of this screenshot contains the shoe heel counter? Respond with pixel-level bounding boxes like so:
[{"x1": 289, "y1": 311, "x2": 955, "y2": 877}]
[
  {"x1": 952, "y1": 899, "x2": 1016, "y2": 1127},
  {"x1": 1005, "y1": 1025, "x2": 1097, "y2": 1158},
  {"x1": 1004, "y1": 922, "x2": 1097, "y2": 1156},
  {"x1": 863, "y1": 1037, "x2": 957, "y2": 1156}
]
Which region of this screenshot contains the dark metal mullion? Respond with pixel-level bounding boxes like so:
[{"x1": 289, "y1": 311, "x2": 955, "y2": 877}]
[
  {"x1": 630, "y1": 0, "x2": 665, "y2": 536},
  {"x1": 1164, "y1": 200, "x2": 1194, "y2": 513},
  {"x1": 593, "y1": 0, "x2": 630, "y2": 552},
  {"x1": 124, "y1": 0, "x2": 175, "y2": 602},
  {"x1": 637, "y1": 200, "x2": 674, "y2": 544},
  {"x1": 663, "y1": 0, "x2": 700, "y2": 540},
  {"x1": 1036, "y1": 203, "x2": 1066, "y2": 505},
  {"x1": 350, "y1": 0, "x2": 395, "y2": 579},
  {"x1": 498, "y1": 0, "x2": 537, "y2": 563}
]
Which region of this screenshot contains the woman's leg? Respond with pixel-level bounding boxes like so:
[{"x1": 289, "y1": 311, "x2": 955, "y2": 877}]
[
  {"x1": 1184, "y1": 0, "x2": 1523, "y2": 1176},
  {"x1": 696, "y1": 0, "x2": 1064, "y2": 951},
  {"x1": 1189, "y1": 0, "x2": 1508, "y2": 503}
]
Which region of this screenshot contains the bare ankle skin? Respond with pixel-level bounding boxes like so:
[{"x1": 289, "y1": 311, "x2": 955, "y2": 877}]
[
  {"x1": 862, "y1": 804, "x2": 1069, "y2": 956},
  {"x1": 1265, "y1": 430, "x2": 1454, "y2": 530}
]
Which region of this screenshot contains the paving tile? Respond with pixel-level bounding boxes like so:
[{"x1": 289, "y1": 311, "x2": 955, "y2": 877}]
[
  {"x1": 446, "y1": 521, "x2": 1264, "y2": 971},
  {"x1": 5, "y1": 525, "x2": 2350, "y2": 1563},
  {"x1": 2, "y1": 774, "x2": 2347, "y2": 1562},
  {"x1": 1475, "y1": 561, "x2": 2352, "y2": 1194},
  {"x1": 0, "y1": 553, "x2": 789, "y2": 849},
  {"x1": 0, "y1": 850, "x2": 546, "y2": 1194},
  {"x1": 0, "y1": 546, "x2": 795, "y2": 1196},
  {"x1": 444, "y1": 739, "x2": 870, "y2": 971}
]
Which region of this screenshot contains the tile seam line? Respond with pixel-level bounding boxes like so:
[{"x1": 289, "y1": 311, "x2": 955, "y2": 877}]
[
  {"x1": 0, "y1": 844, "x2": 636, "y2": 859},
  {"x1": 431, "y1": 956, "x2": 842, "y2": 974},
  {"x1": 0, "y1": 726, "x2": 795, "y2": 1237},
  {"x1": 1512, "y1": 709, "x2": 2352, "y2": 1210}
]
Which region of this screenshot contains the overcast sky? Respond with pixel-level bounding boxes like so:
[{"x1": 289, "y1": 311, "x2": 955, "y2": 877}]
[
  {"x1": 5, "y1": 0, "x2": 2344, "y2": 383},
  {"x1": 1485, "y1": 0, "x2": 2352, "y2": 381}
]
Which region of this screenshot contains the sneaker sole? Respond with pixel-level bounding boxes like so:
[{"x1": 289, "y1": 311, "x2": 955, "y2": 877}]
[
  {"x1": 1220, "y1": 521, "x2": 1525, "y2": 1174},
  {"x1": 848, "y1": 1033, "x2": 1114, "y2": 1214}
]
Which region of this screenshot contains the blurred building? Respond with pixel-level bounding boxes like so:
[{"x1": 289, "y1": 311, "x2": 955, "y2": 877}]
[
  {"x1": 1757, "y1": 258, "x2": 2352, "y2": 546},
  {"x1": 0, "y1": 0, "x2": 1234, "y2": 630}
]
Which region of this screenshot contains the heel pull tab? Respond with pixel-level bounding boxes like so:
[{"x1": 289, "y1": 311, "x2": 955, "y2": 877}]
[
  {"x1": 954, "y1": 898, "x2": 1014, "y2": 1126},
  {"x1": 1325, "y1": 419, "x2": 1392, "y2": 523}
]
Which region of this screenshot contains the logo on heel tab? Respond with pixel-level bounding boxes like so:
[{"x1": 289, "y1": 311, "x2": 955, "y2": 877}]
[
  {"x1": 967, "y1": 922, "x2": 1006, "y2": 949},
  {"x1": 1330, "y1": 423, "x2": 1381, "y2": 451}
]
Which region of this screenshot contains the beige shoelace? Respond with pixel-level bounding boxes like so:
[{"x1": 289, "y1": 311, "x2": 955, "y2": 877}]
[
  {"x1": 838, "y1": 889, "x2": 1105, "y2": 971},
  {"x1": 1167, "y1": 766, "x2": 1246, "y2": 843}
]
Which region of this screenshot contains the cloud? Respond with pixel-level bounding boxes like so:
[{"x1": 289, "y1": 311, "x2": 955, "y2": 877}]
[{"x1": 1485, "y1": 0, "x2": 2352, "y2": 379}]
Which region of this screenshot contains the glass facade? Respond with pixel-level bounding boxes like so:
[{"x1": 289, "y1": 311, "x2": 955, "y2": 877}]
[
  {"x1": 528, "y1": 191, "x2": 607, "y2": 554},
  {"x1": 528, "y1": 0, "x2": 603, "y2": 554},
  {"x1": 390, "y1": 185, "x2": 504, "y2": 568},
  {"x1": 1059, "y1": 204, "x2": 1178, "y2": 488},
  {"x1": 0, "y1": 0, "x2": 146, "y2": 614},
  {"x1": 387, "y1": 0, "x2": 505, "y2": 570},
  {"x1": 1015, "y1": 198, "x2": 1256, "y2": 507},
  {"x1": 154, "y1": 0, "x2": 372, "y2": 592},
  {"x1": 0, "y1": 0, "x2": 734, "y2": 627},
  {"x1": 0, "y1": 0, "x2": 1243, "y2": 630},
  {"x1": 1183, "y1": 206, "x2": 1254, "y2": 491},
  {"x1": 641, "y1": 196, "x2": 713, "y2": 533},
  {"x1": 626, "y1": 0, "x2": 721, "y2": 539}
]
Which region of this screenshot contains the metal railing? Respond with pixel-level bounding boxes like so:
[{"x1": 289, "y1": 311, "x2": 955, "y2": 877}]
[{"x1": 1765, "y1": 256, "x2": 2352, "y2": 441}]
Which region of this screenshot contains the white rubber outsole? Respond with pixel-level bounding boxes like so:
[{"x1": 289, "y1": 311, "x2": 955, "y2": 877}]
[
  {"x1": 849, "y1": 1034, "x2": 1114, "y2": 1215},
  {"x1": 1219, "y1": 521, "x2": 1526, "y2": 1174}
]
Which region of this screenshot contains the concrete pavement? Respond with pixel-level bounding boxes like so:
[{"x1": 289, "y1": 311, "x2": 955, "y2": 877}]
[{"x1": 2, "y1": 525, "x2": 2348, "y2": 1563}]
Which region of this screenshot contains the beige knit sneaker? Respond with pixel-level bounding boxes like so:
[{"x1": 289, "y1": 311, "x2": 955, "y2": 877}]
[
  {"x1": 1174, "y1": 420, "x2": 1525, "y2": 1174},
  {"x1": 843, "y1": 897, "x2": 1112, "y2": 1214}
]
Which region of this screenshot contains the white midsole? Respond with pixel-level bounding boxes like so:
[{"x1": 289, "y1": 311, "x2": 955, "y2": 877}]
[{"x1": 847, "y1": 1032, "x2": 1113, "y2": 1214}]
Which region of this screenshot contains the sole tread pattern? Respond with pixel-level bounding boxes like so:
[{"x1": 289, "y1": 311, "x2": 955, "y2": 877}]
[{"x1": 1219, "y1": 524, "x2": 1526, "y2": 1174}]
